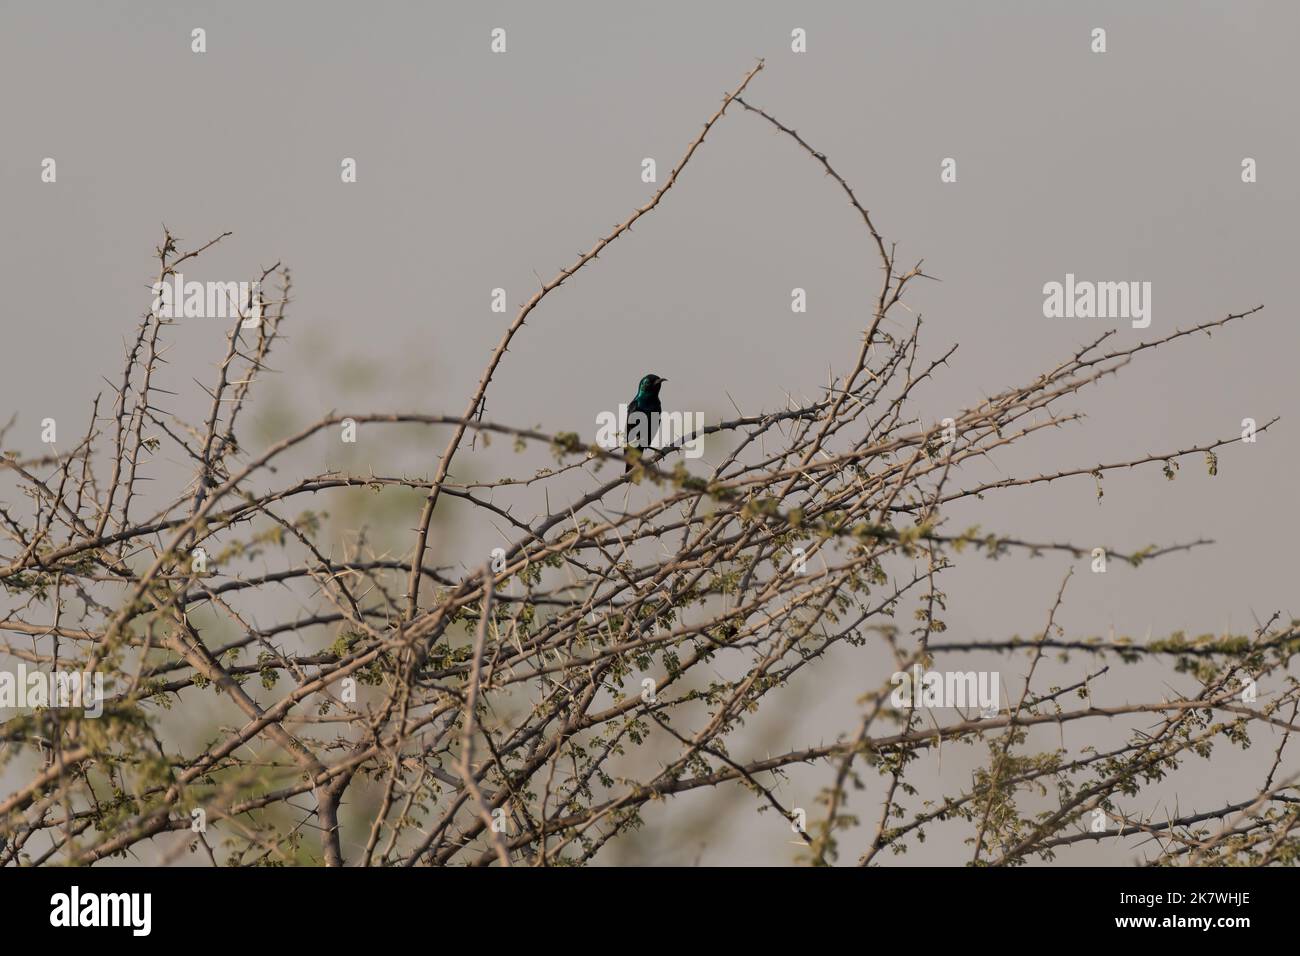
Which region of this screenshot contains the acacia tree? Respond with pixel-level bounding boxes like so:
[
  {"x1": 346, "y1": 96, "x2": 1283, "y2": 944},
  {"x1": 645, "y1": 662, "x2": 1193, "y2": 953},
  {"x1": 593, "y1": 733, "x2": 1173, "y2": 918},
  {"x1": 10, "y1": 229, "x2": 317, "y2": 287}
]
[{"x1": 2, "y1": 61, "x2": 1296, "y2": 867}]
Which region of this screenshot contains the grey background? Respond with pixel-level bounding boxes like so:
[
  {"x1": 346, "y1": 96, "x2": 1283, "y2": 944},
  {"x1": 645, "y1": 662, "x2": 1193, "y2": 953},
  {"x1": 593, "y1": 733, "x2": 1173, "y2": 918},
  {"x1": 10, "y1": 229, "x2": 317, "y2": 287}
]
[{"x1": 1, "y1": 1, "x2": 1297, "y2": 864}]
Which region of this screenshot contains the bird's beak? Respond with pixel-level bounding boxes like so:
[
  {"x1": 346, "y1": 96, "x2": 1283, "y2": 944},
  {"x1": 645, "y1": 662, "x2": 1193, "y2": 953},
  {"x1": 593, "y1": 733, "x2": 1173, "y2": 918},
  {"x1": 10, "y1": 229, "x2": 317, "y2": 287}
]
[{"x1": 659, "y1": 377, "x2": 668, "y2": 383}]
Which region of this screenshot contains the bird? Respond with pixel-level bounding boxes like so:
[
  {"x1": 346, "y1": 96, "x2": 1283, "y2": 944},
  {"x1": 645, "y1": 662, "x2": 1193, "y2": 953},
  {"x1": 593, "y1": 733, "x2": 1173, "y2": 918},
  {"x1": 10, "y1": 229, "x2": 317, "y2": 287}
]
[{"x1": 624, "y1": 373, "x2": 666, "y2": 472}]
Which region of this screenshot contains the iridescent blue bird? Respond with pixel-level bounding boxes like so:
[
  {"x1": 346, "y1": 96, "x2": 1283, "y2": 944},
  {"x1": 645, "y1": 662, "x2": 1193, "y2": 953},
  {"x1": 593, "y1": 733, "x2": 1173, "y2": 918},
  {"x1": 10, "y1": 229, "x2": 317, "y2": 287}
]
[{"x1": 624, "y1": 373, "x2": 666, "y2": 472}]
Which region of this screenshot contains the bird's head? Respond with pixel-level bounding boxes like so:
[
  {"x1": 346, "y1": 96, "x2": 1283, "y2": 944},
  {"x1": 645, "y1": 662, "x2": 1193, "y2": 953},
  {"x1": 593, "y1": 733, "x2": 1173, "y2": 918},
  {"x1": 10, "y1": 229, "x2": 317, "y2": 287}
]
[{"x1": 637, "y1": 373, "x2": 667, "y2": 397}]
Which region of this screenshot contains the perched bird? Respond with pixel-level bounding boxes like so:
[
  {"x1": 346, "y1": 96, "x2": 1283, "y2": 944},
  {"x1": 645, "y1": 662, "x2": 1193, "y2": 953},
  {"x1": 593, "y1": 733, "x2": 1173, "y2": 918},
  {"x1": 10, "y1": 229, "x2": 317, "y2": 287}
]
[{"x1": 625, "y1": 373, "x2": 666, "y2": 472}]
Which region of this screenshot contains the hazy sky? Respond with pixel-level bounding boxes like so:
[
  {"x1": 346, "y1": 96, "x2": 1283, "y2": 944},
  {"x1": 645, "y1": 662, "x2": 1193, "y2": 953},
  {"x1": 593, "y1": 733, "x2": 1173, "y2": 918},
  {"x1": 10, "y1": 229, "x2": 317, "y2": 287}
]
[{"x1": 2, "y1": 1, "x2": 1297, "y2": 864}]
